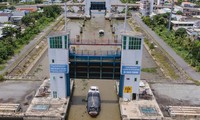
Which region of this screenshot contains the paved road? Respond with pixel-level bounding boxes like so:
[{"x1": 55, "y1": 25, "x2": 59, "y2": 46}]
[{"x1": 131, "y1": 12, "x2": 200, "y2": 81}]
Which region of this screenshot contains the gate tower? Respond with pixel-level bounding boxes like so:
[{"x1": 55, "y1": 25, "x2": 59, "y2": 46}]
[
  {"x1": 119, "y1": 31, "x2": 144, "y2": 100},
  {"x1": 48, "y1": 31, "x2": 70, "y2": 98}
]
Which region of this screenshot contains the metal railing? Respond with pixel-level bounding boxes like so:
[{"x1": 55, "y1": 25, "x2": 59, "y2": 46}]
[
  {"x1": 70, "y1": 50, "x2": 121, "y2": 56},
  {"x1": 69, "y1": 38, "x2": 122, "y2": 46}
]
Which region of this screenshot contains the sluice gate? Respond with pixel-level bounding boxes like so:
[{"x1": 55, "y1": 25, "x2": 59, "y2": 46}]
[{"x1": 69, "y1": 50, "x2": 121, "y2": 79}]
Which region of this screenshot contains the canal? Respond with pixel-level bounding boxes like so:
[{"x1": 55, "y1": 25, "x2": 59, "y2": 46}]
[
  {"x1": 67, "y1": 79, "x2": 121, "y2": 120},
  {"x1": 67, "y1": 10, "x2": 128, "y2": 120}
]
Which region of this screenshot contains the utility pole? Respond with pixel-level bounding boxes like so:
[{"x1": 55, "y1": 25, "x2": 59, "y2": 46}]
[
  {"x1": 65, "y1": 2, "x2": 67, "y2": 32},
  {"x1": 168, "y1": 0, "x2": 174, "y2": 31},
  {"x1": 123, "y1": 3, "x2": 128, "y2": 32}
]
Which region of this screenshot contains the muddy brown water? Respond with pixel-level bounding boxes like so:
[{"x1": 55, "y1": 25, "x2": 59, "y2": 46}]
[{"x1": 67, "y1": 79, "x2": 121, "y2": 120}]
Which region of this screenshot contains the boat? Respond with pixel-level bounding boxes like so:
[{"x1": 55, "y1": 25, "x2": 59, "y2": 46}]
[{"x1": 87, "y1": 86, "x2": 101, "y2": 117}]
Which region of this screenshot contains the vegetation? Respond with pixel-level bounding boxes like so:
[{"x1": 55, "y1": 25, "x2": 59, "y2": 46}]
[
  {"x1": 142, "y1": 13, "x2": 200, "y2": 72},
  {"x1": 0, "y1": 5, "x2": 7, "y2": 10},
  {"x1": 0, "y1": 75, "x2": 5, "y2": 81},
  {"x1": 0, "y1": 5, "x2": 62, "y2": 66},
  {"x1": 35, "y1": 0, "x2": 43, "y2": 4},
  {"x1": 121, "y1": 0, "x2": 137, "y2": 3},
  {"x1": 176, "y1": 11, "x2": 183, "y2": 15},
  {"x1": 141, "y1": 67, "x2": 157, "y2": 73}
]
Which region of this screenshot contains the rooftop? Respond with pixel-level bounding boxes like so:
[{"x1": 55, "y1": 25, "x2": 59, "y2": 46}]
[
  {"x1": 16, "y1": 7, "x2": 37, "y2": 12},
  {"x1": 48, "y1": 30, "x2": 70, "y2": 38},
  {"x1": 121, "y1": 30, "x2": 143, "y2": 38}
]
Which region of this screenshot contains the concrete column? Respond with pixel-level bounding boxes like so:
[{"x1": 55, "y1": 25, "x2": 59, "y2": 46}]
[
  {"x1": 106, "y1": 0, "x2": 111, "y2": 13},
  {"x1": 157, "y1": 0, "x2": 160, "y2": 5},
  {"x1": 84, "y1": 0, "x2": 91, "y2": 18},
  {"x1": 149, "y1": 0, "x2": 154, "y2": 15}
]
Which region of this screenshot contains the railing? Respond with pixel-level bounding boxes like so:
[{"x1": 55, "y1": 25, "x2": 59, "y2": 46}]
[
  {"x1": 69, "y1": 38, "x2": 122, "y2": 46},
  {"x1": 69, "y1": 50, "x2": 121, "y2": 56}
]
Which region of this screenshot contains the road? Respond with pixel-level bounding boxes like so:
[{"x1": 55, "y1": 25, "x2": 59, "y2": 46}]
[{"x1": 131, "y1": 12, "x2": 200, "y2": 81}]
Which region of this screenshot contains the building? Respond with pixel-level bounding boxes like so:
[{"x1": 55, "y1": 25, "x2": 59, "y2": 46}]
[
  {"x1": 171, "y1": 20, "x2": 195, "y2": 30},
  {"x1": 181, "y1": 2, "x2": 197, "y2": 8},
  {"x1": 48, "y1": 0, "x2": 62, "y2": 3},
  {"x1": 157, "y1": 0, "x2": 164, "y2": 5},
  {"x1": 186, "y1": 28, "x2": 200, "y2": 40},
  {"x1": 48, "y1": 31, "x2": 70, "y2": 98},
  {"x1": 0, "y1": 13, "x2": 11, "y2": 23},
  {"x1": 20, "y1": 0, "x2": 35, "y2": 2},
  {"x1": 11, "y1": 10, "x2": 26, "y2": 24},
  {"x1": 156, "y1": 8, "x2": 171, "y2": 14},
  {"x1": 119, "y1": 31, "x2": 143, "y2": 100},
  {"x1": 16, "y1": 7, "x2": 37, "y2": 12},
  {"x1": 140, "y1": 0, "x2": 154, "y2": 16}
]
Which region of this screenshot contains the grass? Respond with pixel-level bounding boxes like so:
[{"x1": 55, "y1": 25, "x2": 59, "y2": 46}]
[
  {"x1": 0, "y1": 75, "x2": 5, "y2": 81},
  {"x1": 0, "y1": 65, "x2": 5, "y2": 71},
  {"x1": 141, "y1": 67, "x2": 157, "y2": 73},
  {"x1": 153, "y1": 50, "x2": 179, "y2": 80},
  {"x1": 128, "y1": 18, "x2": 142, "y2": 32},
  {"x1": 129, "y1": 18, "x2": 179, "y2": 80},
  {"x1": 191, "y1": 79, "x2": 200, "y2": 86},
  {"x1": 34, "y1": 68, "x2": 43, "y2": 73}
]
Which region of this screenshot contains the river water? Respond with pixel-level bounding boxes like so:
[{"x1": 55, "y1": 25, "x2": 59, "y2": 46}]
[{"x1": 67, "y1": 79, "x2": 121, "y2": 120}]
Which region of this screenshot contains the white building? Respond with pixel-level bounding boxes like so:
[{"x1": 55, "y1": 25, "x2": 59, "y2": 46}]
[
  {"x1": 120, "y1": 31, "x2": 143, "y2": 100},
  {"x1": 171, "y1": 20, "x2": 195, "y2": 30},
  {"x1": 48, "y1": 0, "x2": 62, "y2": 3},
  {"x1": 48, "y1": 31, "x2": 70, "y2": 98},
  {"x1": 157, "y1": 0, "x2": 164, "y2": 5},
  {"x1": 140, "y1": 0, "x2": 154, "y2": 16},
  {"x1": 20, "y1": 0, "x2": 35, "y2": 2},
  {"x1": 0, "y1": 13, "x2": 10, "y2": 23}
]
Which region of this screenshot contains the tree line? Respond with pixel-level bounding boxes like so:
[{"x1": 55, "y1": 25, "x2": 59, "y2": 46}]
[
  {"x1": 142, "y1": 13, "x2": 200, "y2": 71},
  {"x1": 0, "y1": 5, "x2": 62, "y2": 64}
]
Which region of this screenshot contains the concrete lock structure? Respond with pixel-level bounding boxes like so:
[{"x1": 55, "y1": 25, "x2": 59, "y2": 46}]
[
  {"x1": 84, "y1": 0, "x2": 111, "y2": 17},
  {"x1": 48, "y1": 31, "x2": 70, "y2": 98},
  {"x1": 119, "y1": 31, "x2": 144, "y2": 101}
]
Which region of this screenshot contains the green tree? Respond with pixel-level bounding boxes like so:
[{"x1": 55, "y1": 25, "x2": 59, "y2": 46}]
[
  {"x1": 43, "y1": 5, "x2": 62, "y2": 18},
  {"x1": 9, "y1": 6, "x2": 15, "y2": 10},
  {"x1": 175, "y1": 28, "x2": 186, "y2": 37},
  {"x1": 2, "y1": 26, "x2": 17, "y2": 37},
  {"x1": 176, "y1": 11, "x2": 183, "y2": 15},
  {"x1": 21, "y1": 14, "x2": 35, "y2": 26},
  {"x1": 142, "y1": 16, "x2": 151, "y2": 26},
  {"x1": 35, "y1": 0, "x2": 42, "y2": 4},
  {"x1": 0, "y1": 42, "x2": 8, "y2": 60}
]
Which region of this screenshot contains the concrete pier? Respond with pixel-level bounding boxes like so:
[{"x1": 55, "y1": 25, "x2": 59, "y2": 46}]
[
  {"x1": 119, "y1": 81, "x2": 163, "y2": 120},
  {"x1": 24, "y1": 79, "x2": 74, "y2": 120}
]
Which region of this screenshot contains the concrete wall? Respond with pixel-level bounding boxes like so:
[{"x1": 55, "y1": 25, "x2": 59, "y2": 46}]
[
  {"x1": 0, "y1": 16, "x2": 9, "y2": 23},
  {"x1": 85, "y1": 0, "x2": 91, "y2": 17}
]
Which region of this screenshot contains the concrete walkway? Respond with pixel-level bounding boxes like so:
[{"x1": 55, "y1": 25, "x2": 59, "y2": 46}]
[
  {"x1": 131, "y1": 12, "x2": 200, "y2": 81},
  {"x1": 0, "y1": 14, "x2": 63, "y2": 75}
]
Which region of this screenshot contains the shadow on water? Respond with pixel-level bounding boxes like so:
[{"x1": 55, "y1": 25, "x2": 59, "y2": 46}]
[
  {"x1": 71, "y1": 95, "x2": 87, "y2": 105},
  {"x1": 101, "y1": 100, "x2": 118, "y2": 104}
]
